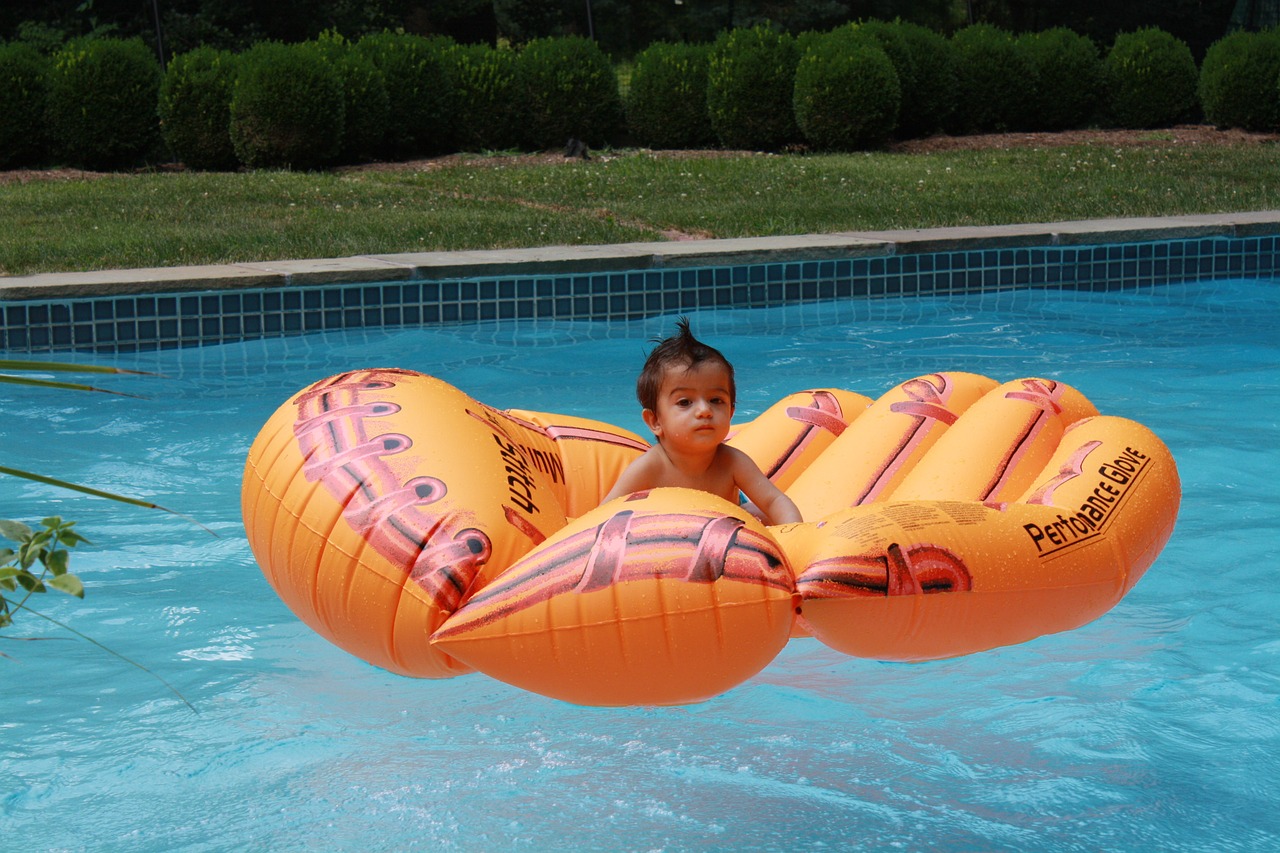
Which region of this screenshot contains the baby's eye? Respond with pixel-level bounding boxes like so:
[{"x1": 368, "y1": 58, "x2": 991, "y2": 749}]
[{"x1": 675, "y1": 398, "x2": 692, "y2": 407}]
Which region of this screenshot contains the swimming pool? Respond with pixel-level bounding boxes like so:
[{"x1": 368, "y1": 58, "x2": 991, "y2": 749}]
[{"x1": 3, "y1": 277, "x2": 1278, "y2": 850}]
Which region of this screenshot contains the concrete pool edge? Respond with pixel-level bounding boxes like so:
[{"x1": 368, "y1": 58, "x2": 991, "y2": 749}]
[{"x1": 4, "y1": 210, "x2": 1280, "y2": 299}]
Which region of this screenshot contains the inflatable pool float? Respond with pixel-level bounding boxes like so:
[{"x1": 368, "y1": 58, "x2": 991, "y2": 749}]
[{"x1": 242, "y1": 369, "x2": 1180, "y2": 705}]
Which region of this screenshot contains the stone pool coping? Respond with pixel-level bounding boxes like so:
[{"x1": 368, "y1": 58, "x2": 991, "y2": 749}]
[{"x1": 4, "y1": 210, "x2": 1280, "y2": 300}]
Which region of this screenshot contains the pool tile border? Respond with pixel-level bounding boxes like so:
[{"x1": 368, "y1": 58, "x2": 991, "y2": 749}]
[{"x1": 2, "y1": 212, "x2": 1278, "y2": 354}]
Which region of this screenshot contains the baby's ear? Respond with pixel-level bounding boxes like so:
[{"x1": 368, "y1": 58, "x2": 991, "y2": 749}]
[{"x1": 641, "y1": 407, "x2": 661, "y2": 435}]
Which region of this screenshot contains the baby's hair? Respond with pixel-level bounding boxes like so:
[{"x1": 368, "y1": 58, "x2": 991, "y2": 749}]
[{"x1": 636, "y1": 317, "x2": 736, "y2": 410}]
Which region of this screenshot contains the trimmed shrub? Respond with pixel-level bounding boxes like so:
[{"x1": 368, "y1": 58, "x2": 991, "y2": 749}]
[
  {"x1": 1019, "y1": 27, "x2": 1103, "y2": 131},
  {"x1": 1104, "y1": 28, "x2": 1199, "y2": 129},
  {"x1": 356, "y1": 32, "x2": 459, "y2": 158},
  {"x1": 516, "y1": 36, "x2": 623, "y2": 151},
  {"x1": 158, "y1": 46, "x2": 238, "y2": 171},
  {"x1": 868, "y1": 19, "x2": 956, "y2": 139},
  {"x1": 0, "y1": 42, "x2": 50, "y2": 168},
  {"x1": 626, "y1": 41, "x2": 716, "y2": 149},
  {"x1": 1199, "y1": 29, "x2": 1280, "y2": 131},
  {"x1": 311, "y1": 33, "x2": 390, "y2": 165},
  {"x1": 47, "y1": 37, "x2": 162, "y2": 169},
  {"x1": 707, "y1": 25, "x2": 801, "y2": 151},
  {"x1": 949, "y1": 24, "x2": 1036, "y2": 134},
  {"x1": 229, "y1": 41, "x2": 345, "y2": 170},
  {"x1": 834, "y1": 19, "x2": 959, "y2": 140},
  {"x1": 839, "y1": 22, "x2": 914, "y2": 129},
  {"x1": 794, "y1": 34, "x2": 900, "y2": 150},
  {"x1": 449, "y1": 43, "x2": 523, "y2": 152}
]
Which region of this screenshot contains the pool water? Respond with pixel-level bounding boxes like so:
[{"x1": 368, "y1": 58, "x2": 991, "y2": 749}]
[{"x1": 3, "y1": 279, "x2": 1278, "y2": 851}]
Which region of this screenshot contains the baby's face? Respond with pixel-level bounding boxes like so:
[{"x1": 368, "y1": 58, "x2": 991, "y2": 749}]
[{"x1": 647, "y1": 360, "x2": 735, "y2": 451}]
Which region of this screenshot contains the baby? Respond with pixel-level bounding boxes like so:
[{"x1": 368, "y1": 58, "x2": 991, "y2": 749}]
[{"x1": 601, "y1": 319, "x2": 803, "y2": 525}]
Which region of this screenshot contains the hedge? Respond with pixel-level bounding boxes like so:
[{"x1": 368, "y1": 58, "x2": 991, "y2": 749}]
[
  {"x1": 949, "y1": 24, "x2": 1036, "y2": 134},
  {"x1": 47, "y1": 37, "x2": 162, "y2": 169},
  {"x1": 159, "y1": 46, "x2": 238, "y2": 171},
  {"x1": 794, "y1": 31, "x2": 900, "y2": 150},
  {"x1": 707, "y1": 25, "x2": 801, "y2": 151},
  {"x1": 1199, "y1": 29, "x2": 1280, "y2": 132},
  {"x1": 517, "y1": 36, "x2": 624, "y2": 151},
  {"x1": 1018, "y1": 27, "x2": 1103, "y2": 131},
  {"x1": 229, "y1": 41, "x2": 345, "y2": 170},
  {"x1": 626, "y1": 41, "x2": 716, "y2": 150},
  {"x1": 1104, "y1": 28, "x2": 1199, "y2": 129},
  {"x1": 0, "y1": 41, "x2": 49, "y2": 168}
]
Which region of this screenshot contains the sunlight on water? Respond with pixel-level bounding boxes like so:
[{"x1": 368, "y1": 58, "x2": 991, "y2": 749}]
[{"x1": 2, "y1": 280, "x2": 1278, "y2": 851}]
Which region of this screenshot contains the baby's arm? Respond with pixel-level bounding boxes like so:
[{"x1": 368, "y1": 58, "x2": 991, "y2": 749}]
[
  {"x1": 727, "y1": 447, "x2": 803, "y2": 525},
  {"x1": 600, "y1": 450, "x2": 660, "y2": 505}
]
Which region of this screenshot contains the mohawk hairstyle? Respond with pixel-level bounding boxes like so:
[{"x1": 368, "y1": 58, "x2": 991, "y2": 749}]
[{"x1": 635, "y1": 317, "x2": 736, "y2": 411}]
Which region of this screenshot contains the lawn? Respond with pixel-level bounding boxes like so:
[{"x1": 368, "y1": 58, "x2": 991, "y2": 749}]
[{"x1": 2, "y1": 128, "x2": 1278, "y2": 276}]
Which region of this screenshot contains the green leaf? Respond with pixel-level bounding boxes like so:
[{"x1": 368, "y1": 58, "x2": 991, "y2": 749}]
[
  {"x1": 47, "y1": 574, "x2": 84, "y2": 598},
  {"x1": 47, "y1": 549, "x2": 69, "y2": 576},
  {"x1": 65, "y1": 530, "x2": 90, "y2": 547},
  {"x1": 17, "y1": 543, "x2": 40, "y2": 570},
  {"x1": 15, "y1": 572, "x2": 44, "y2": 593},
  {"x1": 0, "y1": 519, "x2": 33, "y2": 542}
]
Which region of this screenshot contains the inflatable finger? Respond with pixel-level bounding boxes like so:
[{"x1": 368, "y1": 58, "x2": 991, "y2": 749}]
[{"x1": 432, "y1": 488, "x2": 796, "y2": 706}]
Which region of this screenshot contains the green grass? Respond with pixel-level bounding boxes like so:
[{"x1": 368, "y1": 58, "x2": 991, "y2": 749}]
[{"x1": 2, "y1": 142, "x2": 1279, "y2": 276}]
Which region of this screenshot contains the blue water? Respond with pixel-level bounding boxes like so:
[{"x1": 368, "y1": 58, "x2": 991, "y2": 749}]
[{"x1": 2, "y1": 279, "x2": 1278, "y2": 851}]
